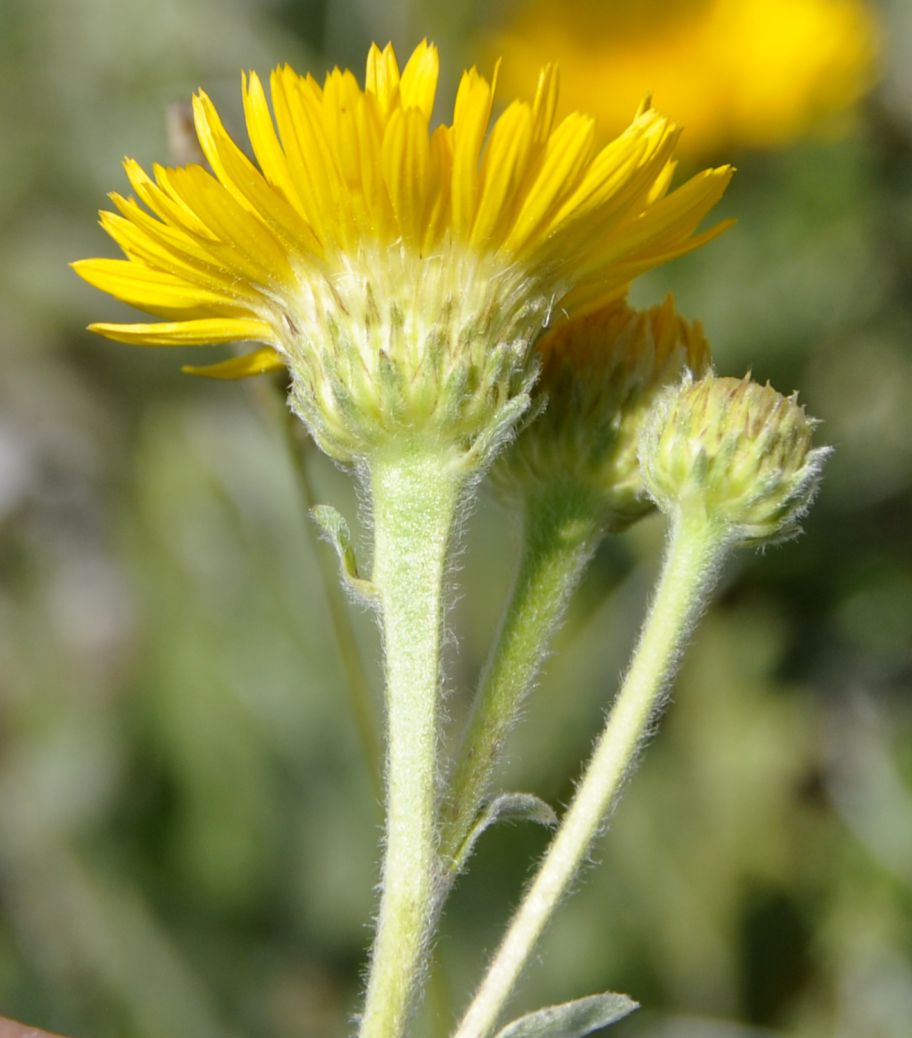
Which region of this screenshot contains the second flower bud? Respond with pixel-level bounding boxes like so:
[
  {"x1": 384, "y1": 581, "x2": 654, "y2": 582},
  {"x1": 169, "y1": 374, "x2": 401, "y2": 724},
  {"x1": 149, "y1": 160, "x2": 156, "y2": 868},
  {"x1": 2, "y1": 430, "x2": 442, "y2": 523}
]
[{"x1": 494, "y1": 296, "x2": 711, "y2": 535}]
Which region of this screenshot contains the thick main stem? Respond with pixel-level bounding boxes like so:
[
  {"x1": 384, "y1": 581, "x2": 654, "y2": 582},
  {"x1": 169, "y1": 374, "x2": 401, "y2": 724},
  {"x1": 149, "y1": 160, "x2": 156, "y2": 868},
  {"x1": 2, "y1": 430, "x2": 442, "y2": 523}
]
[
  {"x1": 442, "y1": 486, "x2": 602, "y2": 868},
  {"x1": 453, "y1": 512, "x2": 728, "y2": 1038},
  {"x1": 359, "y1": 446, "x2": 463, "y2": 1038}
]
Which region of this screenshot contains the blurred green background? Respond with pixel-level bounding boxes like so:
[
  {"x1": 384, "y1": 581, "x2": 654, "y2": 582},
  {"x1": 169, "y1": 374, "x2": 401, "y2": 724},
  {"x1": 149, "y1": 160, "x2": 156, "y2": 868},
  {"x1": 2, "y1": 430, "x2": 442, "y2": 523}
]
[{"x1": 1, "y1": 0, "x2": 911, "y2": 1036}]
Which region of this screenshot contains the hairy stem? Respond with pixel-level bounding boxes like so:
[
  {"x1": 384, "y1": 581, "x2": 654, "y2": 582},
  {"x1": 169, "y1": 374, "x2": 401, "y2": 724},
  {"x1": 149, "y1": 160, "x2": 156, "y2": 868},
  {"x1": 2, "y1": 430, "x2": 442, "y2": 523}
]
[
  {"x1": 453, "y1": 511, "x2": 729, "y2": 1038},
  {"x1": 442, "y1": 486, "x2": 602, "y2": 869},
  {"x1": 359, "y1": 445, "x2": 464, "y2": 1038}
]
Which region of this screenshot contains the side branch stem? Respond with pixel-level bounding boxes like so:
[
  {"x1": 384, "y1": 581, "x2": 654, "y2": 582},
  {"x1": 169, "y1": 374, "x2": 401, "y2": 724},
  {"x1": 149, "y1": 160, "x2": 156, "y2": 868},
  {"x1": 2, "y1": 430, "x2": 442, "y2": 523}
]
[
  {"x1": 359, "y1": 446, "x2": 463, "y2": 1038},
  {"x1": 453, "y1": 512, "x2": 729, "y2": 1038},
  {"x1": 442, "y1": 487, "x2": 602, "y2": 867}
]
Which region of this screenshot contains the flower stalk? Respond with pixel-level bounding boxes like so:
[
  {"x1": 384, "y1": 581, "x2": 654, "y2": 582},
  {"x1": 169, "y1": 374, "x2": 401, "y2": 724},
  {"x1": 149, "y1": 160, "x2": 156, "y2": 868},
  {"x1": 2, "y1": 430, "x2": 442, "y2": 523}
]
[
  {"x1": 453, "y1": 510, "x2": 730, "y2": 1038},
  {"x1": 443, "y1": 485, "x2": 603, "y2": 868},
  {"x1": 359, "y1": 444, "x2": 464, "y2": 1038}
]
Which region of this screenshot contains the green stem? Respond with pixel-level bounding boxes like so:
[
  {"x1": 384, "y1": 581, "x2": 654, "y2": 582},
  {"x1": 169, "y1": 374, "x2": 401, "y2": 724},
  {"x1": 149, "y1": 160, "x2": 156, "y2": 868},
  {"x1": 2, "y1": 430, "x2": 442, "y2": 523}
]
[
  {"x1": 442, "y1": 485, "x2": 602, "y2": 868},
  {"x1": 359, "y1": 445, "x2": 464, "y2": 1038},
  {"x1": 452, "y1": 511, "x2": 730, "y2": 1038}
]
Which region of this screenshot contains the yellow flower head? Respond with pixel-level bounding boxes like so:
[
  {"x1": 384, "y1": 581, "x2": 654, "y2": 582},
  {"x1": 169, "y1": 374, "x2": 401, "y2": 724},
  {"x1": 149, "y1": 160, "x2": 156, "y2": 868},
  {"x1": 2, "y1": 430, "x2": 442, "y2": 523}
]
[
  {"x1": 74, "y1": 41, "x2": 732, "y2": 465},
  {"x1": 494, "y1": 296, "x2": 711, "y2": 532},
  {"x1": 485, "y1": 0, "x2": 878, "y2": 158}
]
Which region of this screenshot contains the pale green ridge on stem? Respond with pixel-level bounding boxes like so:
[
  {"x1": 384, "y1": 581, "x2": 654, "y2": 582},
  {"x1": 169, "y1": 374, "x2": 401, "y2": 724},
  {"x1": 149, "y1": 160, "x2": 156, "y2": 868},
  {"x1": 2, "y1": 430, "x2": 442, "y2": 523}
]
[
  {"x1": 358, "y1": 444, "x2": 466, "y2": 1038},
  {"x1": 442, "y1": 483, "x2": 606, "y2": 870},
  {"x1": 452, "y1": 511, "x2": 730, "y2": 1038}
]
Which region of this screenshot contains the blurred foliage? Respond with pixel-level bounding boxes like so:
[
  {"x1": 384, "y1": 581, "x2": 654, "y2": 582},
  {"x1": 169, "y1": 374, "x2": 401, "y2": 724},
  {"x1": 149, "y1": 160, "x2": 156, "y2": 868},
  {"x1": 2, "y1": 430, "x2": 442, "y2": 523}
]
[{"x1": 1, "y1": 1, "x2": 911, "y2": 1037}]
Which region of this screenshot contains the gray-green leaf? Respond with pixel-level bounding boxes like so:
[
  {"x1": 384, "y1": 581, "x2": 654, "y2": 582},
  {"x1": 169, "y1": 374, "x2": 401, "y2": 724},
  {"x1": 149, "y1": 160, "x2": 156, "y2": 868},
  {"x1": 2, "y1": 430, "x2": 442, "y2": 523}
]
[
  {"x1": 310, "y1": 504, "x2": 376, "y2": 602},
  {"x1": 451, "y1": 793, "x2": 558, "y2": 873},
  {"x1": 493, "y1": 992, "x2": 638, "y2": 1038}
]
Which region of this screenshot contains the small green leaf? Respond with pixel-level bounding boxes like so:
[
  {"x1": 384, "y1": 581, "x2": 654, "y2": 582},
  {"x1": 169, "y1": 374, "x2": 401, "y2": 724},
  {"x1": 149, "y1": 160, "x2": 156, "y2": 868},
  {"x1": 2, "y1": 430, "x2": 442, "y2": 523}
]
[
  {"x1": 310, "y1": 505, "x2": 376, "y2": 602},
  {"x1": 493, "y1": 992, "x2": 638, "y2": 1038},
  {"x1": 451, "y1": 793, "x2": 557, "y2": 872}
]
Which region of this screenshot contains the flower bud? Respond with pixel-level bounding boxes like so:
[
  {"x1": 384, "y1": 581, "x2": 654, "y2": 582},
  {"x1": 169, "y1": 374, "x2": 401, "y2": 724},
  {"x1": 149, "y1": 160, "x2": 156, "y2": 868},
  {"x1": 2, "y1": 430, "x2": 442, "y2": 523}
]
[
  {"x1": 494, "y1": 297, "x2": 711, "y2": 532},
  {"x1": 639, "y1": 375, "x2": 830, "y2": 544}
]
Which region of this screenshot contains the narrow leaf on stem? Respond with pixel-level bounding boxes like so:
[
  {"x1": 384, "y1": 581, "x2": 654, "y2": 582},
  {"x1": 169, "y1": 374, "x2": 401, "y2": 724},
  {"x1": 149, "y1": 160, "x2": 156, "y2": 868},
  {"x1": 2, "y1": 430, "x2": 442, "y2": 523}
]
[
  {"x1": 452, "y1": 792, "x2": 558, "y2": 873},
  {"x1": 493, "y1": 992, "x2": 638, "y2": 1038}
]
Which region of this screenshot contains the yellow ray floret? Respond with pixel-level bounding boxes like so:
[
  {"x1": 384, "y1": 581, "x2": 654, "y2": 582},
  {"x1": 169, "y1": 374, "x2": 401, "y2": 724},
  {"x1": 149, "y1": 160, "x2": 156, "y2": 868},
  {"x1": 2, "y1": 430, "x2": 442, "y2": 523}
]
[
  {"x1": 182, "y1": 347, "x2": 285, "y2": 379},
  {"x1": 87, "y1": 317, "x2": 276, "y2": 346}
]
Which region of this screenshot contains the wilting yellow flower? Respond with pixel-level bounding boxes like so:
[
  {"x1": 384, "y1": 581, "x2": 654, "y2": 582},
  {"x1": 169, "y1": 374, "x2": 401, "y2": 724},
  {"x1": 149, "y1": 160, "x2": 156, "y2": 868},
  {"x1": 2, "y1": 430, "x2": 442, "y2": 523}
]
[
  {"x1": 484, "y1": 0, "x2": 878, "y2": 158},
  {"x1": 74, "y1": 41, "x2": 732, "y2": 464},
  {"x1": 495, "y1": 296, "x2": 711, "y2": 531}
]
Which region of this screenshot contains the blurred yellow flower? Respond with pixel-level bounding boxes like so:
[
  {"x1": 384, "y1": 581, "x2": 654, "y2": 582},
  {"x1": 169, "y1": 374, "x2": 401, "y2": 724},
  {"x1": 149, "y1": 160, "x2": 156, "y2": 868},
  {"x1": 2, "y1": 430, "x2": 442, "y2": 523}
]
[
  {"x1": 74, "y1": 42, "x2": 732, "y2": 461},
  {"x1": 484, "y1": 0, "x2": 879, "y2": 158}
]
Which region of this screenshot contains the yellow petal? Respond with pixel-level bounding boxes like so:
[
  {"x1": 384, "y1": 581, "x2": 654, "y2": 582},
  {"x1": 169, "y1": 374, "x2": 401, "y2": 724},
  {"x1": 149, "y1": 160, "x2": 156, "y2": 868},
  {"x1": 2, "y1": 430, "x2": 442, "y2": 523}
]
[
  {"x1": 242, "y1": 70, "x2": 309, "y2": 221},
  {"x1": 421, "y1": 125, "x2": 453, "y2": 252},
  {"x1": 155, "y1": 164, "x2": 295, "y2": 287},
  {"x1": 539, "y1": 162, "x2": 732, "y2": 304},
  {"x1": 471, "y1": 100, "x2": 534, "y2": 248},
  {"x1": 450, "y1": 66, "x2": 496, "y2": 239},
  {"x1": 100, "y1": 206, "x2": 260, "y2": 303},
  {"x1": 382, "y1": 107, "x2": 431, "y2": 245},
  {"x1": 183, "y1": 346, "x2": 286, "y2": 379},
  {"x1": 399, "y1": 40, "x2": 440, "y2": 121},
  {"x1": 503, "y1": 112, "x2": 595, "y2": 253},
  {"x1": 323, "y1": 68, "x2": 367, "y2": 187},
  {"x1": 270, "y1": 66, "x2": 346, "y2": 246},
  {"x1": 73, "y1": 258, "x2": 244, "y2": 315},
  {"x1": 354, "y1": 91, "x2": 395, "y2": 240},
  {"x1": 648, "y1": 158, "x2": 678, "y2": 204},
  {"x1": 108, "y1": 194, "x2": 245, "y2": 279},
  {"x1": 530, "y1": 63, "x2": 559, "y2": 145},
  {"x1": 192, "y1": 89, "x2": 320, "y2": 256},
  {"x1": 604, "y1": 166, "x2": 735, "y2": 259},
  {"x1": 87, "y1": 317, "x2": 274, "y2": 346},
  {"x1": 123, "y1": 157, "x2": 216, "y2": 240},
  {"x1": 549, "y1": 112, "x2": 680, "y2": 231},
  {"x1": 365, "y1": 42, "x2": 401, "y2": 119}
]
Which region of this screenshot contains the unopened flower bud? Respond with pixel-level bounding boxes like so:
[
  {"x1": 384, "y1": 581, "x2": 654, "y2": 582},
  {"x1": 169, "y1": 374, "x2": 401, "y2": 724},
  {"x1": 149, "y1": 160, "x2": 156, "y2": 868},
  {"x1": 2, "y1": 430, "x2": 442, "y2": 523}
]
[
  {"x1": 639, "y1": 375, "x2": 830, "y2": 544},
  {"x1": 494, "y1": 296, "x2": 711, "y2": 532}
]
